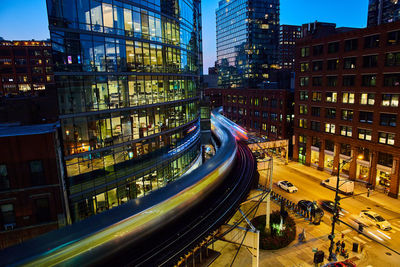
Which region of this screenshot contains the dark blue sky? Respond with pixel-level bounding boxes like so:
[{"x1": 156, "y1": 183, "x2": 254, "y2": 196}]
[{"x1": 0, "y1": 0, "x2": 368, "y2": 73}]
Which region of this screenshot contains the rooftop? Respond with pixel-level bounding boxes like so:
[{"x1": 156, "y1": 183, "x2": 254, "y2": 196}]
[{"x1": 0, "y1": 122, "x2": 59, "y2": 138}]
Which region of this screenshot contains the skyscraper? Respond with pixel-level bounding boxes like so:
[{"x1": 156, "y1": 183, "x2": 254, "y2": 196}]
[
  {"x1": 46, "y1": 0, "x2": 202, "y2": 221},
  {"x1": 367, "y1": 0, "x2": 400, "y2": 27},
  {"x1": 216, "y1": 0, "x2": 280, "y2": 88},
  {"x1": 279, "y1": 25, "x2": 301, "y2": 71}
]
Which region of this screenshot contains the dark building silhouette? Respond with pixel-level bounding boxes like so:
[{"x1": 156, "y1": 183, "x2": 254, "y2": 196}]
[{"x1": 279, "y1": 24, "x2": 301, "y2": 71}]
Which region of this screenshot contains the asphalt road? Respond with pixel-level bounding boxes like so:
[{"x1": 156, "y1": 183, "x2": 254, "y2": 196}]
[{"x1": 269, "y1": 160, "x2": 400, "y2": 265}]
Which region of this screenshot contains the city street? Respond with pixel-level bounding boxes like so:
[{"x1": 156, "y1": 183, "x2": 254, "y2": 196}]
[
  {"x1": 271, "y1": 160, "x2": 400, "y2": 266},
  {"x1": 210, "y1": 159, "x2": 400, "y2": 267}
]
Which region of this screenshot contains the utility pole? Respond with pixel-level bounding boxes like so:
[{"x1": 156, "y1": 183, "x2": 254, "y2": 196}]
[
  {"x1": 265, "y1": 157, "x2": 273, "y2": 233},
  {"x1": 328, "y1": 154, "x2": 362, "y2": 261}
]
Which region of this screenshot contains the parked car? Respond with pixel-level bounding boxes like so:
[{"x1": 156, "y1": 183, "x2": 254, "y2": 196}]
[
  {"x1": 297, "y1": 200, "x2": 324, "y2": 217},
  {"x1": 277, "y1": 180, "x2": 298, "y2": 193},
  {"x1": 322, "y1": 259, "x2": 356, "y2": 267},
  {"x1": 321, "y1": 176, "x2": 354, "y2": 195},
  {"x1": 358, "y1": 210, "x2": 391, "y2": 230},
  {"x1": 318, "y1": 200, "x2": 344, "y2": 216}
]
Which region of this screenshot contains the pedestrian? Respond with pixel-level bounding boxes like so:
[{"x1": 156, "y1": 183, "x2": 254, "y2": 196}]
[
  {"x1": 311, "y1": 208, "x2": 315, "y2": 222},
  {"x1": 341, "y1": 240, "x2": 345, "y2": 250},
  {"x1": 335, "y1": 240, "x2": 341, "y2": 254}
]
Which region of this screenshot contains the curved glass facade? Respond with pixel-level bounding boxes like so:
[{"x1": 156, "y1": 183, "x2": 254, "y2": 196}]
[{"x1": 46, "y1": 0, "x2": 202, "y2": 221}]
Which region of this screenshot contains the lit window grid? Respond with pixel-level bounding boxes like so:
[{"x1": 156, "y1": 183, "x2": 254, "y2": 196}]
[
  {"x1": 65, "y1": 123, "x2": 200, "y2": 189},
  {"x1": 56, "y1": 75, "x2": 198, "y2": 115},
  {"x1": 51, "y1": 32, "x2": 200, "y2": 75},
  {"x1": 61, "y1": 100, "x2": 199, "y2": 157},
  {"x1": 71, "y1": 141, "x2": 200, "y2": 220}
]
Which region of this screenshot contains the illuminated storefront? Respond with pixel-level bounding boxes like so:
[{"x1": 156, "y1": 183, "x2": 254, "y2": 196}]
[
  {"x1": 339, "y1": 156, "x2": 351, "y2": 177},
  {"x1": 46, "y1": 0, "x2": 202, "y2": 221},
  {"x1": 324, "y1": 151, "x2": 334, "y2": 171},
  {"x1": 310, "y1": 147, "x2": 319, "y2": 167},
  {"x1": 356, "y1": 159, "x2": 370, "y2": 182},
  {"x1": 376, "y1": 165, "x2": 392, "y2": 189}
]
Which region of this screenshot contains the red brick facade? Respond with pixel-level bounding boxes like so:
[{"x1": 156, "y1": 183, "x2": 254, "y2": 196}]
[
  {"x1": 205, "y1": 88, "x2": 294, "y2": 140},
  {"x1": 294, "y1": 21, "x2": 400, "y2": 198},
  {"x1": 0, "y1": 125, "x2": 66, "y2": 249},
  {"x1": 0, "y1": 41, "x2": 53, "y2": 96}
]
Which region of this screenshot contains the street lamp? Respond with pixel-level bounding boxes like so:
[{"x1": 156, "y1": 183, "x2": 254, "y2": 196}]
[{"x1": 328, "y1": 153, "x2": 363, "y2": 261}]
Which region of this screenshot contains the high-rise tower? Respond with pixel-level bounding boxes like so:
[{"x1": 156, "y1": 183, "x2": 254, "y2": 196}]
[
  {"x1": 216, "y1": 0, "x2": 280, "y2": 88},
  {"x1": 367, "y1": 0, "x2": 400, "y2": 27},
  {"x1": 46, "y1": 0, "x2": 202, "y2": 221}
]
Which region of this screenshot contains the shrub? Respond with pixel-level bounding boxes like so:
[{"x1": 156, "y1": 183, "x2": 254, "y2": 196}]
[{"x1": 251, "y1": 211, "x2": 296, "y2": 250}]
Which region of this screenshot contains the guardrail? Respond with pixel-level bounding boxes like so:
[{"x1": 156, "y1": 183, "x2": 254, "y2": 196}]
[{"x1": 270, "y1": 190, "x2": 321, "y2": 224}]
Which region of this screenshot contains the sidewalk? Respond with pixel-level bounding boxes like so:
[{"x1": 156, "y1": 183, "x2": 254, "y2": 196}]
[
  {"x1": 210, "y1": 199, "x2": 364, "y2": 267},
  {"x1": 284, "y1": 160, "x2": 400, "y2": 215}
]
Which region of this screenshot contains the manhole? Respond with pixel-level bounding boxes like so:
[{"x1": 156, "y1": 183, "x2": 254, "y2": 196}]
[{"x1": 385, "y1": 252, "x2": 392, "y2": 256}]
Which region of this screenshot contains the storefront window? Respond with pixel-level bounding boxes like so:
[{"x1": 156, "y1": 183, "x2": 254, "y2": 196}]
[
  {"x1": 356, "y1": 164, "x2": 370, "y2": 181},
  {"x1": 324, "y1": 154, "x2": 334, "y2": 170},
  {"x1": 298, "y1": 146, "x2": 306, "y2": 164},
  {"x1": 311, "y1": 150, "x2": 319, "y2": 166},
  {"x1": 340, "y1": 158, "x2": 350, "y2": 175},
  {"x1": 376, "y1": 170, "x2": 391, "y2": 189}
]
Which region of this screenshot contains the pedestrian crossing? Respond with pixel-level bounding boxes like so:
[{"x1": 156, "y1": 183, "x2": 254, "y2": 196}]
[
  {"x1": 390, "y1": 221, "x2": 400, "y2": 232},
  {"x1": 340, "y1": 219, "x2": 400, "y2": 246},
  {"x1": 352, "y1": 235, "x2": 369, "y2": 244}
]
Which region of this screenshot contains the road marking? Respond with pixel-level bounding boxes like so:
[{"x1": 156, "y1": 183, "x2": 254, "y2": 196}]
[
  {"x1": 359, "y1": 235, "x2": 373, "y2": 243},
  {"x1": 391, "y1": 225, "x2": 400, "y2": 231},
  {"x1": 353, "y1": 236, "x2": 367, "y2": 244}
]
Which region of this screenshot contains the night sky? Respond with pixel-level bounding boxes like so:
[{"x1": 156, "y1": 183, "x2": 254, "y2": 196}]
[{"x1": 0, "y1": 0, "x2": 368, "y2": 73}]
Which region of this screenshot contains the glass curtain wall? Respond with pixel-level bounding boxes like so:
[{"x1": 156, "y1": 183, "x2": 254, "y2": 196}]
[
  {"x1": 47, "y1": 0, "x2": 202, "y2": 221},
  {"x1": 216, "y1": 0, "x2": 279, "y2": 88}
]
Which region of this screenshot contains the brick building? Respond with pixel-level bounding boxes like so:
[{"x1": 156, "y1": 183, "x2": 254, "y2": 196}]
[
  {"x1": 294, "y1": 21, "x2": 400, "y2": 198},
  {"x1": 0, "y1": 123, "x2": 67, "y2": 249},
  {"x1": 0, "y1": 41, "x2": 53, "y2": 96},
  {"x1": 205, "y1": 88, "x2": 294, "y2": 141}
]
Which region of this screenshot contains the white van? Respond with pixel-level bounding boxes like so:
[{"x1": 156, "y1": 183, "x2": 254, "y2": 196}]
[{"x1": 321, "y1": 176, "x2": 354, "y2": 195}]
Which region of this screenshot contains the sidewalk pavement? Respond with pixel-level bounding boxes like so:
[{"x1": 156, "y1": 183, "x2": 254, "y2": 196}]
[
  {"x1": 210, "y1": 199, "x2": 365, "y2": 267},
  {"x1": 284, "y1": 160, "x2": 400, "y2": 215}
]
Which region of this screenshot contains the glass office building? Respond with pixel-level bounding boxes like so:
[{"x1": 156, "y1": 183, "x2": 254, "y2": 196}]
[
  {"x1": 216, "y1": 0, "x2": 279, "y2": 88},
  {"x1": 46, "y1": 0, "x2": 202, "y2": 221}
]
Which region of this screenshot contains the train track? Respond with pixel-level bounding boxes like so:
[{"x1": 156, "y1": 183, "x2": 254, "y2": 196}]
[
  {"x1": 0, "y1": 109, "x2": 255, "y2": 267},
  {"x1": 120, "y1": 142, "x2": 256, "y2": 266}
]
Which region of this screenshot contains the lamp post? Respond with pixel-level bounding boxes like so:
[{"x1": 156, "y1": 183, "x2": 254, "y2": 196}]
[{"x1": 328, "y1": 154, "x2": 363, "y2": 261}]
